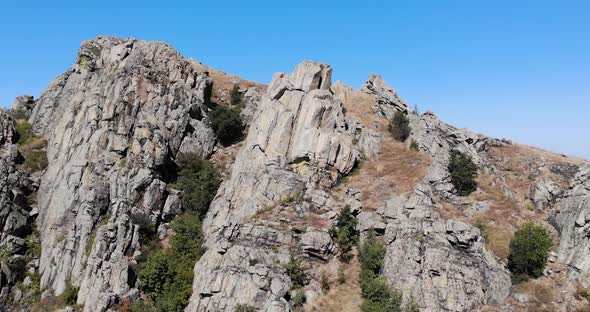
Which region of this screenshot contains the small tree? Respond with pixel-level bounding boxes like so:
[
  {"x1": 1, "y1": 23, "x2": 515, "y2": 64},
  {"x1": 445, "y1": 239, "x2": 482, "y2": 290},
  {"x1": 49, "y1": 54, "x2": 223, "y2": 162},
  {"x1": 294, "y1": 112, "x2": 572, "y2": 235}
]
[
  {"x1": 329, "y1": 206, "x2": 359, "y2": 260},
  {"x1": 175, "y1": 153, "x2": 221, "y2": 217},
  {"x1": 209, "y1": 104, "x2": 244, "y2": 146},
  {"x1": 360, "y1": 229, "x2": 386, "y2": 283},
  {"x1": 508, "y1": 222, "x2": 553, "y2": 283},
  {"x1": 448, "y1": 150, "x2": 478, "y2": 196},
  {"x1": 320, "y1": 271, "x2": 330, "y2": 293},
  {"x1": 388, "y1": 111, "x2": 411, "y2": 142},
  {"x1": 286, "y1": 252, "x2": 306, "y2": 289},
  {"x1": 63, "y1": 284, "x2": 79, "y2": 305},
  {"x1": 230, "y1": 84, "x2": 242, "y2": 106},
  {"x1": 170, "y1": 213, "x2": 203, "y2": 259}
]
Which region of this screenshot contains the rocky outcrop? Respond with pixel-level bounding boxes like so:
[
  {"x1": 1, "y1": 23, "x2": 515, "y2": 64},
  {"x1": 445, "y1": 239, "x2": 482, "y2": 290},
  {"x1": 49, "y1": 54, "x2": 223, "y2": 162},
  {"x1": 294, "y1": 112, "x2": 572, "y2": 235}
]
[
  {"x1": 407, "y1": 110, "x2": 508, "y2": 197},
  {"x1": 28, "y1": 36, "x2": 215, "y2": 311},
  {"x1": 0, "y1": 111, "x2": 36, "y2": 306},
  {"x1": 529, "y1": 179, "x2": 562, "y2": 210},
  {"x1": 11, "y1": 96, "x2": 36, "y2": 117},
  {"x1": 240, "y1": 87, "x2": 263, "y2": 125},
  {"x1": 187, "y1": 61, "x2": 360, "y2": 311},
  {"x1": 551, "y1": 165, "x2": 590, "y2": 286},
  {"x1": 358, "y1": 78, "x2": 512, "y2": 311},
  {"x1": 360, "y1": 73, "x2": 408, "y2": 119},
  {"x1": 374, "y1": 184, "x2": 511, "y2": 311}
]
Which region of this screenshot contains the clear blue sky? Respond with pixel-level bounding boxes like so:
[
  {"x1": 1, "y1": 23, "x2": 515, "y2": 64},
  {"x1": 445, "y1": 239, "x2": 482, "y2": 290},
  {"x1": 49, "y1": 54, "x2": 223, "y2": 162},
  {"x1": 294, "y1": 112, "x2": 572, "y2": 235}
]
[{"x1": 1, "y1": 1, "x2": 588, "y2": 158}]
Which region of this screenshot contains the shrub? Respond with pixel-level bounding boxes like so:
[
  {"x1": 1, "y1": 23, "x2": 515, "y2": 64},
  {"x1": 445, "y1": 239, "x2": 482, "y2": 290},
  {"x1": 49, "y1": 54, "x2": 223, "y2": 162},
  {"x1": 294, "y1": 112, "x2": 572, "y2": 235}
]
[
  {"x1": 360, "y1": 230, "x2": 386, "y2": 281},
  {"x1": 63, "y1": 284, "x2": 79, "y2": 305},
  {"x1": 130, "y1": 299, "x2": 158, "y2": 312},
  {"x1": 15, "y1": 120, "x2": 34, "y2": 145},
  {"x1": 448, "y1": 150, "x2": 478, "y2": 196},
  {"x1": 235, "y1": 304, "x2": 256, "y2": 312},
  {"x1": 209, "y1": 104, "x2": 244, "y2": 146},
  {"x1": 292, "y1": 289, "x2": 306, "y2": 310},
  {"x1": 285, "y1": 252, "x2": 306, "y2": 289},
  {"x1": 329, "y1": 206, "x2": 359, "y2": 260},
  {"x1": 409, "y1": 140, "x2": 419, "y2": 151},
  {"x1": 137, "y1": 213, "x2": 204, "y2": 311},
  {"x1": 359, "y1": 229, "x2": 403, "y2": 312},
  {"x1": 508, "y1": 222, "x2": 553, "y2": 283},
  {"x1": 130, "y1": 213, "x2": 157, "y2": 243},
  {"x1": 320, "y1": 272, "x2": 330, "y2": 293},
  {"x1": 388, "y1": 111, "x2": 411, "y2": 142},
  {"x1": 175, "y1": 153, "x2": 221, "y2": 217},
  {"x1": 360, "y1": 277, "x2": 402, "y2": 312},
  {"x1": 170, "y1": 213, "x2": 203, "y2": 258},
  {"x1": 25, "y1": 225, "x2": 41, "y2": 262},
  {"x1": 230, "y1": 84, "x2": 242, "y2": 106},
  {"x1": 337, "y1": 265, "x2": 346, "y2": 284}
]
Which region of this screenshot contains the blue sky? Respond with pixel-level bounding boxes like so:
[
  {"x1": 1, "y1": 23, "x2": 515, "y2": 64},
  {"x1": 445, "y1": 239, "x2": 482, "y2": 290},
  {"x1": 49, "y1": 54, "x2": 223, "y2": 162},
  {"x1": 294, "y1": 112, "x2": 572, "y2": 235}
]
[{"x1": 1, "y1": 1, "x2": 588, "y2": 158}]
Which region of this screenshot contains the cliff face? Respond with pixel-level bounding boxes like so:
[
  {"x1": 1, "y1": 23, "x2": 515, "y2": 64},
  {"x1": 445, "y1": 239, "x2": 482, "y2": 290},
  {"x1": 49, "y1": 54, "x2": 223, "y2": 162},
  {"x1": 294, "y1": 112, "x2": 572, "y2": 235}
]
[
  {"x1": 28, "y1": 36, "x2": 215, "y2": 311},
  {"x1": 187, "y1": 61, "x2": 362, "y2": 311},
  {"x1": 0, "y1": 36, "x2": 588, "y2": 312}
]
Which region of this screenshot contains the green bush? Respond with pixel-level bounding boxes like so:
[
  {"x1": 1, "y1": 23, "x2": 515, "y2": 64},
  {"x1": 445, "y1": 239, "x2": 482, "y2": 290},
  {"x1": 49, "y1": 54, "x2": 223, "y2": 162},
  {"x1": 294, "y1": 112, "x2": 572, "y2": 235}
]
[
  {"x1": 130, "y1": 213, "x2": 157, "y2": 243},
  {"x1": 508, "y1": 222, "x2": 553, "y2": 283},
  {"x1": 209, "y1": 104, "x2": 244, "y2": 146},
  {"x1": 360, "y1": 230, "x2": 386, "y2": 281},
  {"x1": 175, "y1": 153, "x2": 221, "y2": 217},
  {"x1": 320, "y1": 271, "x2": 330, "y2": 293},
  {"x1": 359, "y1": 229, "x2": 403, "y2": 312},
  {"x1": 388, "y1": 111, "x2": 411, "y2": 142},
  {"x1": 63, "y1": 284, "x2": 79, "y2": 305},
  {"x1": 130, "y1": 299, "x2": 158, "y2": 312},
  {"x1": 15, "y1": 120, "x2": 34, "y2": 145},
  {"x1": 235, "y1": 304, "x2": 256, "y2": 312},
  {"x1": 230, "y1": 84, "x2": 242, "y2": 106},
  {"x1": 360, "y1": 277, "x2": 402, "y2": 312},
  {"x1": 329, "y1": 206, "x2": 359, "y2": 260},
  {"x1": 448, "y1": 150, "x2": 478, "y2": 196},
  {"x1": 285, "y1": 252, "x2": 306, "y2": 289},
  {"x1": 292, "y1": 289, "x2": 306, "y2": 310},
  {"x1": 137, "y1": 213, "x2": 204, "y2": 312},
  {"x1": 170, "y1": 213, "x2": 203, "y2": 258},
  {"x1": 409, "y1": 140, "x2": 419, "y2": 151}
]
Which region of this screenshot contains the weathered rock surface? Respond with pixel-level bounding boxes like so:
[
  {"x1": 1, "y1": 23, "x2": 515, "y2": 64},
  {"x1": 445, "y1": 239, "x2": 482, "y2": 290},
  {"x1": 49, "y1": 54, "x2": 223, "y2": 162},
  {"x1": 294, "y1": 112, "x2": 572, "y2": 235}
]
[
  {"x1": 240, "y1": 87, "x2": 263, "y2": 125},
  {"x1": 11, "y1": 95, "x2": 36, "y2": 117},
  {"x1": 551, "y1": 164, "x2": 590, "y2": 286},
  {"x1": 529, "y1": 179, "x2": 562, "y2": 210},
  {"x1": 378, "y1": 184, "x2": 511, "y2": 311},
  {"x1": 407, "y1": 110, "x2": 507, "y2": 197},
  {"x1": 0, "y1": 111, "x2": 36, "y2": 306},
  {"x1": 359, "y1": 79, "x2": 512, "y2": 311},
  {"x1": 360, "y1": 73, "x2": 408, "y2": 119},
  {"x1": 188, "y1": 61, "x2": 360, "y2": 311},
  {"x1": 28, "y1": 36, "x2": 214, "y2": 311}
]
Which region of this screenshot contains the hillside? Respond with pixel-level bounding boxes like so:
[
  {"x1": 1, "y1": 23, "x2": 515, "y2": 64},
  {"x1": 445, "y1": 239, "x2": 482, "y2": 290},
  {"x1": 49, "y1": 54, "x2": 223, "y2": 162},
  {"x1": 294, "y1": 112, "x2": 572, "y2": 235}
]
[{"x1": 0, "y1": 36, "x2": 588, "y2": 312}]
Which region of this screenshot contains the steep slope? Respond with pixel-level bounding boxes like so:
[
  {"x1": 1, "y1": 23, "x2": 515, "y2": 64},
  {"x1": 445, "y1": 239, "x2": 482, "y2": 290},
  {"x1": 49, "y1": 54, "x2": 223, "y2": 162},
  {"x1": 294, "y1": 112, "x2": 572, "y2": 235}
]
[
  {"x1": 0, "y1": 111, "x2": 38, "y2": 309},
  {"x1": 28, "y1": 36, "x2": 216, "y2": 311},
  {"x1": 187, "y1": 61, "x2": 362, "y2": 311},
  {"x1": 1, "y1": 35, "x2": 588, "y2": 312}
]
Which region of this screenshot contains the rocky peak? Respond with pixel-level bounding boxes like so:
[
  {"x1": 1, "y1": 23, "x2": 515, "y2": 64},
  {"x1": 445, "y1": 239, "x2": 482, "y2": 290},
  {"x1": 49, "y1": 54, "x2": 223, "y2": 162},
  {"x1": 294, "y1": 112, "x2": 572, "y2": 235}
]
[
  {"x1": 361, "y1": 73, "x2": 409, "y2": 119},
  {"x1": 0, "y1": 111, "x2": 16, "y2": 146},
  {"x1": 27, "y1": 36, "x2": 215, "y2": 311},
  {"x1": 188, "y1": 61, "x2": 359, "y2": 311}
]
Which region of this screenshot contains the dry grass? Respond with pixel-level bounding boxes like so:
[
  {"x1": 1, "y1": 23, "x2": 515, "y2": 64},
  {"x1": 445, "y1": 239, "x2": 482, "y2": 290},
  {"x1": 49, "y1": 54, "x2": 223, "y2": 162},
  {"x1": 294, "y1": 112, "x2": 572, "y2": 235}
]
[
  {"x1": 347, "y1": 140, "x2": 431, "y2": 210},
  {"x1": 191, "y1": 60, "x2": 266, "y2": 105},
  {"x1": 307, "y1": 254, "x2": 362, "y2": 312},
  {"x1": 334, "y1": 88, "x2": 431, "y2": 210}
]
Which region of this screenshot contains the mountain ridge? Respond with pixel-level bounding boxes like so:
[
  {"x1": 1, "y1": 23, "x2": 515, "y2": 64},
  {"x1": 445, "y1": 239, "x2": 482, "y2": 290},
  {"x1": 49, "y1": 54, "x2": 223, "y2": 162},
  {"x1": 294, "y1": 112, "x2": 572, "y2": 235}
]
[{"x1": 0, "y1": 35, "x2": 588, "y2": 312}]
